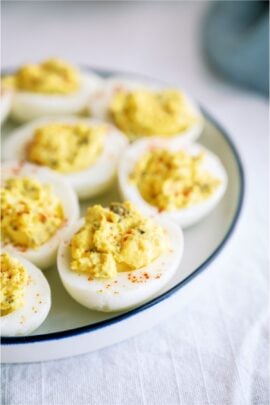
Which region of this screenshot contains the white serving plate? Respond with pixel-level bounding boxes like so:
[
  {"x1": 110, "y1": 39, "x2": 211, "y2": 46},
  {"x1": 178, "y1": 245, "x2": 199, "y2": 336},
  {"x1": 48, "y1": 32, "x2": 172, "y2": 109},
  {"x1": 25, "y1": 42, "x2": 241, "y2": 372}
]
[{"x1": 0, "y1": 69, "x2": 244, "y2": 363}]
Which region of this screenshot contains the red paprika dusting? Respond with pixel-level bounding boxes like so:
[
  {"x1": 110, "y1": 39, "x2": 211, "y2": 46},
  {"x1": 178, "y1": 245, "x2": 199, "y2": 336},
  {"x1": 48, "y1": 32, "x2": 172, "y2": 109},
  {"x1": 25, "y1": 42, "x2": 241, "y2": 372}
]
[{"x1": 39, "y1": 213, "x2": 47, "y2": 223}]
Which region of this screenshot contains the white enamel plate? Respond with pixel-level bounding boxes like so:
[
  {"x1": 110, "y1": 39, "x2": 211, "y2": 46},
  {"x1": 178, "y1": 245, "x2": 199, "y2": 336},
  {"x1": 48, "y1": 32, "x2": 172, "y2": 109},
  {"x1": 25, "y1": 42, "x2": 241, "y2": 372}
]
[{"x1": 1, "y1": 69, "x2": 244, "y2": 363}]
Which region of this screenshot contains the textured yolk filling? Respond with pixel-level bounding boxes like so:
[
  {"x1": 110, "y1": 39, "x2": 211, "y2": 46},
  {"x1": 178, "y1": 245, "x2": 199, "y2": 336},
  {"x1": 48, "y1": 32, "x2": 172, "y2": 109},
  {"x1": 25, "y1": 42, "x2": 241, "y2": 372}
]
[
  {"x1": 2, "y1": 58, "x2": 80, "y2": 95},
  {"x1": 0, "y1": 253, "x2": 28, "y2": 316},
  {"x1": 1, "y1": 80, "x2": 11, "y2": 96},
  {"x1": 109, "y1": 89, "x2": 198, "y2": 139},
  {"x1": 70, "y1": 202, "x2": 168, "y2": 280},
  {"x1": 130, "y1": 149, "x2": 220, "y2": 211},
  {"x1": 1, "y1": 177, "x2": 64, "y2": 249},
  {"x1": 26, "y1": 123, "x2": 105, "y2": 173}
]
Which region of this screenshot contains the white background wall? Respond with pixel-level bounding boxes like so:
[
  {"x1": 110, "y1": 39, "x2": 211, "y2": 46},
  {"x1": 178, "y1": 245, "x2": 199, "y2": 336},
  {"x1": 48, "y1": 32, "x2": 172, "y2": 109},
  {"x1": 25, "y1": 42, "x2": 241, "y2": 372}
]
[{"x1": 2, "y1": 1, "x2": 264, "y2": 100}]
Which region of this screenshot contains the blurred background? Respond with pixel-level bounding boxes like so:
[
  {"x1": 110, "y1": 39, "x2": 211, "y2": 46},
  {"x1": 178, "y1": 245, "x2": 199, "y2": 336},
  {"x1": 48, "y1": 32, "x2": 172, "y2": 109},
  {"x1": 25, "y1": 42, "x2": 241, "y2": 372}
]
[{"x1": 2, "y1": 1, "x2": 268, "y2": 98}]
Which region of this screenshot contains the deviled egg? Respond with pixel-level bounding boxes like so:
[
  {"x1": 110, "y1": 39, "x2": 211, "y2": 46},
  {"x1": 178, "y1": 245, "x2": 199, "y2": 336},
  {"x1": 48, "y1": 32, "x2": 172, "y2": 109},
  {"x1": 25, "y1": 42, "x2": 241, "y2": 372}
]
[
  {"x1": 88, "y1": 75, "x2": 203, "y2": 143},
  {"x1": 4, "y1": 116, "x2": 128, "y2": 199},
  {"x1": 118, "y1": 138, "x2": 227, "y2": 228},
  {"x1": 57, "y1": 202, "x2": 184, "y2": 312},
  {"x1": 1, "y1": 82, "x2": 13, "y2": 124},
  {"x1": 2, "y1": 58, "x2": 102, "y2": 122},
  {"x1": 1, "y1": 161, "x2": 79, "y2": 268},
  {"x1": 0, "y1": 252, "x2": 51, "y2": 336}
]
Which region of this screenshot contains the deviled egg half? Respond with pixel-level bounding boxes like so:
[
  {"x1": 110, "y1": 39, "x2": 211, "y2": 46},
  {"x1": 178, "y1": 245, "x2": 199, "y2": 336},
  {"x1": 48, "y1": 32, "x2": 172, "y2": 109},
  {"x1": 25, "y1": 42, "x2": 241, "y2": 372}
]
[
  {"x1": 2, "y1": 58, "x2": 102, "y2": 122},
  {"x1": 1, "y1": 161, "x2": 79, "y2": 269},
  {"x1": 0, "y1": 251, "x2": 51, "y2": 336},
  {"x1": 57, "y1": 201, "x2": 184, "y2": 312},
  {"x1": 4, "y1": 116, "x2": 128, "y2": 199},
  {"x1": 118, "y1": 138, "x2": 227, "y2": 228},
  {"x1": 88, "y1": 75, "x2": 203, "y2": 143},
  {"x1": 1, "y1": 81, "x2": 13, "y2": 124}
]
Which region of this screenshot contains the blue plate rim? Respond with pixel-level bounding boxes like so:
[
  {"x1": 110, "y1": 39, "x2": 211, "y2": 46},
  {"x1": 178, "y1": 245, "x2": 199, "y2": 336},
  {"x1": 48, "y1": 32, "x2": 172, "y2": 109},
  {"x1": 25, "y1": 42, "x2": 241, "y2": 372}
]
[{"x1": 1, "y1": 67, "x2": 245, "y2": 345}]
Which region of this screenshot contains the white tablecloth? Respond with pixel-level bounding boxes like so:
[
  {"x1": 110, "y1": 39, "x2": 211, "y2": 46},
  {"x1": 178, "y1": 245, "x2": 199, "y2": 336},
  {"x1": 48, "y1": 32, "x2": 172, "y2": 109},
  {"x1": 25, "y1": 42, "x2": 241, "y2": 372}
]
[{"x1": 1, "y1": 2, "x2": 268, "y2": 405}]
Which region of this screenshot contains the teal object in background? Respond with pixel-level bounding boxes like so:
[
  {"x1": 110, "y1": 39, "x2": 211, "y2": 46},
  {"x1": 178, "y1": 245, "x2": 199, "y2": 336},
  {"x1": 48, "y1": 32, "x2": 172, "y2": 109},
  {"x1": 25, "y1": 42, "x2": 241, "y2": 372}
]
[{"x1": 204, "y1": 1, "x2": 269, "y2": 96}]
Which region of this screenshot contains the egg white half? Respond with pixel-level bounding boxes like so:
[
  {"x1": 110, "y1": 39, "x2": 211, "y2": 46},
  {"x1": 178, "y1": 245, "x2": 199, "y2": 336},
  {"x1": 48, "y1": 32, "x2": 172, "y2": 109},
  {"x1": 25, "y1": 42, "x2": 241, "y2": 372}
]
[
  {"x1": 1, "y1": 161, "x2": 80, "y2": 269},
  {"x1": 0, "y1": 252, "x2": 51, "y2": 337},
  {"x1": 1, "y1": 89, "x2": 13, "y2": 124},
  {"x1": 4, "y1": 116, "x2": 128, "y2": 200},
  {"x1": 9, "y1": 71, "x2": 103, "y2": 123},
  {"x1": 57, "y1": 216, "x2": 184, "y2": 312},
  {"x1": 88, "y1": 75, "x2": 203, "y2": 144},
  {"x1": 118, "y1": 138, "x2": 228, "y2": 228}
]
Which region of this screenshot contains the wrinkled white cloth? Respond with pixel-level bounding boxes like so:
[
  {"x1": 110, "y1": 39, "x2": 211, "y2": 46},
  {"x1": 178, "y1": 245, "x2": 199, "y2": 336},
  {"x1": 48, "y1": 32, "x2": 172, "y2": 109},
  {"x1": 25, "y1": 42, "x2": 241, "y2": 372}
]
[{"x1": 1, "y1": 2, "x2": 269, "y2": 405}]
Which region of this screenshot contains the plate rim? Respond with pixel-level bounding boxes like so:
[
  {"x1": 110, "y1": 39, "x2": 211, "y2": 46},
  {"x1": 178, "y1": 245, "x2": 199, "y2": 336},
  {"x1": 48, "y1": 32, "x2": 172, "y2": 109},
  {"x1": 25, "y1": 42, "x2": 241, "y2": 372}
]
[{"x1": 1, "y1": 67, "x2": 245, "y2": 345}]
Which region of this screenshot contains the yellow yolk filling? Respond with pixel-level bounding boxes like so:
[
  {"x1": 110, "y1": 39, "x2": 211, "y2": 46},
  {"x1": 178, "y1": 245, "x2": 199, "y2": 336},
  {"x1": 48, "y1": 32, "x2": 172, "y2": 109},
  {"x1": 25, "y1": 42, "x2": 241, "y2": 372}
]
[
  {"x1": 109, "y1": 89, "x2": 198, "y2": 139},
  {"x1": 26, "y1": 123, "x2": 105, "y2": 173},
  {"x1": 1, "y1": 79, "x2": 11, "y2": 95},
  {"x1": 70, "y1": 202, "x2": 168, "y2": 279},
  {"x1": 0, "y1": 253, "x2": 28, "y2": 316},
  {"x1": 130, "y1": 149, "x2": 220, "y2": 211},
  {"x1": 2, "y1": 59, "x2": 80, "y2": 94},
  {"x1": 1, "y1": 177, "x2": 64, "y2": 249}
]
